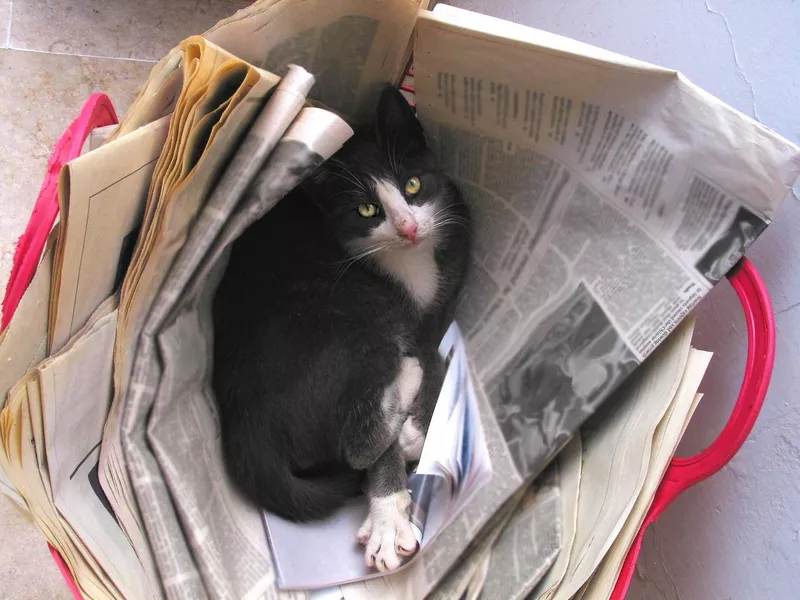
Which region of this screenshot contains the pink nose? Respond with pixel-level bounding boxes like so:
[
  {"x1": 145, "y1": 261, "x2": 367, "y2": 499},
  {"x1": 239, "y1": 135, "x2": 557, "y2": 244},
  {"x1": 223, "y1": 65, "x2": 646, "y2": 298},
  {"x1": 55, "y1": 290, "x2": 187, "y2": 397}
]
[{"x1": 399, "y1": 222, "x2": 418, "y2": 243}]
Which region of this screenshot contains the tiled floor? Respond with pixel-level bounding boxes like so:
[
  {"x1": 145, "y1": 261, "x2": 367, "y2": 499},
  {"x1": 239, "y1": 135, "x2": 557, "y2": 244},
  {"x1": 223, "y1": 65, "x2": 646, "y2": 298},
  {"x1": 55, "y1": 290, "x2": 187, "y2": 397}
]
[{"x1": 0, "y1": 2, "x2": 248, "y2": 597}]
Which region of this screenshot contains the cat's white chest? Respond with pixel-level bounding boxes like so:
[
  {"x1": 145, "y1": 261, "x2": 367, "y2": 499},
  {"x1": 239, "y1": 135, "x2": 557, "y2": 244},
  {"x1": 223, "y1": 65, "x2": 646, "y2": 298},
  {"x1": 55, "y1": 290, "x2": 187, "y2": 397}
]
[{"x1": 376, "y1": 240, "x2": 439, "y2": 310}]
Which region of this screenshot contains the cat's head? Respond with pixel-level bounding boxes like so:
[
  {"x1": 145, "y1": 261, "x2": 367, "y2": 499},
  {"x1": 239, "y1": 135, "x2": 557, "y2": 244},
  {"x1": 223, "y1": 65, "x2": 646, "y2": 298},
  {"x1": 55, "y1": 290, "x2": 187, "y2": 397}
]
[{"x1": 308, "y1": 86, "x2": 457, "y2": 256}]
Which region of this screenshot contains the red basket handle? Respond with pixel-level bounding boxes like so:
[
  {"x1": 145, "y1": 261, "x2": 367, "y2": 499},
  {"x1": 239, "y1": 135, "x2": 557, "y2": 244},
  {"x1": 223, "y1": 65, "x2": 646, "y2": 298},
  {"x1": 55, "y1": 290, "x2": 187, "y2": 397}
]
[
  {"x1": 0, "y1": 93, "x2": 117, "y2": 332},
  {"x1": 48, "y1": 543, "x2": 83, "y2": 600},
  {"x1": 610, "y1": 257, "x2": 776, "y2": 599},
  {"x1": 0, "y1": 93, "x2": 117, "y2": 598}
]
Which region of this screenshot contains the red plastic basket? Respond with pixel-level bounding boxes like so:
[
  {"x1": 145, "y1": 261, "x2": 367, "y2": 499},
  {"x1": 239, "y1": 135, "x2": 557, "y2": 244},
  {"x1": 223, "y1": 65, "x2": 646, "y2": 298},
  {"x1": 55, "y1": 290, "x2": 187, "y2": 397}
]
[{"x1": 5, "y1": 88, "x2": 777, "y2": 599}]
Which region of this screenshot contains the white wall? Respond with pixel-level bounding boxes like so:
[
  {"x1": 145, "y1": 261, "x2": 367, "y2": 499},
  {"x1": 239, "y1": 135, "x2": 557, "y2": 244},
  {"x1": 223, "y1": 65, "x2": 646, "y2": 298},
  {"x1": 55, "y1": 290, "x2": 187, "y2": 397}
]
[{"x1": 449, "y1": 1, "x2": 800, "y2": 598}]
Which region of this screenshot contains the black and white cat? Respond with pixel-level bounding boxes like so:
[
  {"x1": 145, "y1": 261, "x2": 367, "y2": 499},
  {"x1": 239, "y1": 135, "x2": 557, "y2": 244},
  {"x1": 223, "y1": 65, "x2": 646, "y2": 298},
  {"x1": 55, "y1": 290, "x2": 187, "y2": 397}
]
[{"x1": 212, "y1": 86, "x2": 471, "y2": 572}]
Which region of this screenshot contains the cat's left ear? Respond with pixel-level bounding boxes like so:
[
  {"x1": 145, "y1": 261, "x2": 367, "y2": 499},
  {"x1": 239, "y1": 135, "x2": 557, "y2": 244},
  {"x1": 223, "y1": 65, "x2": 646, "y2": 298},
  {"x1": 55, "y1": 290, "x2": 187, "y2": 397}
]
[{"x1": 375, "y1": 85, "x2": 426, "y2": 156}]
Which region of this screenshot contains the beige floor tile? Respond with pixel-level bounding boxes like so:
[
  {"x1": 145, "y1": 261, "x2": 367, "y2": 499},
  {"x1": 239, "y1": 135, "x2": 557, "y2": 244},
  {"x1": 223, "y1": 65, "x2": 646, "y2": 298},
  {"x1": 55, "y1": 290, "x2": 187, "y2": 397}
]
[
  {"x1": 0, "y1": 500, "x2": 72, "y2": 600},
  {"x1": 10, "y1": 0, "x2": 251, "y2": 61},
  {"x1": 0, "y1": 48, "x2": 154, "y2": 303},
  {"x1": 1, "y1": 4, "x2": 246, "y2": 597},
  {"x1": 0, "y1": 2, "x2": 10, "y2": 48}
]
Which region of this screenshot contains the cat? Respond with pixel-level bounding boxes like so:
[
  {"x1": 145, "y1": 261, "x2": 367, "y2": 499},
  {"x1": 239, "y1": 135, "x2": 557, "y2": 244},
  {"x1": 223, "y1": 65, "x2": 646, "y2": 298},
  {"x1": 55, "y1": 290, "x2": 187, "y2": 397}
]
[{"x1": 211, "y1": 85, "x2": 471, "y2": 572}]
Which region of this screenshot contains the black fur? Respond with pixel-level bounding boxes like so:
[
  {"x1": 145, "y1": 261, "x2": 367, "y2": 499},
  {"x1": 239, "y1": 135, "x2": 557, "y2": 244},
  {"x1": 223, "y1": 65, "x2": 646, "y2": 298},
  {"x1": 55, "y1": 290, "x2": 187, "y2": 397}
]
[{"x1": 212, "y1": 86, "x2": 472, "y2": 522}]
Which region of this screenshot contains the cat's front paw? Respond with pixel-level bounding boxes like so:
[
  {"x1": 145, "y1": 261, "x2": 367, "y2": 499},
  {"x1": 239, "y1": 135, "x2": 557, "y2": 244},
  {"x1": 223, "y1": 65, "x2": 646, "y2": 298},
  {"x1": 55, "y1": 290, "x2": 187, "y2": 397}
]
[{"x1": 357, "y1": 491, "x2": 419, "y2": 572}]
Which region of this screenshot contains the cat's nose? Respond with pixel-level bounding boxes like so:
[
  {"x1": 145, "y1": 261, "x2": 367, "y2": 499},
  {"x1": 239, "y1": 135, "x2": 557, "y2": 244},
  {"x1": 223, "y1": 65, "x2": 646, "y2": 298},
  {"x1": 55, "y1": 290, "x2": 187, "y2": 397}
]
[{"x1": 399, "y1": 221, "x2": 418, "y2": 243}]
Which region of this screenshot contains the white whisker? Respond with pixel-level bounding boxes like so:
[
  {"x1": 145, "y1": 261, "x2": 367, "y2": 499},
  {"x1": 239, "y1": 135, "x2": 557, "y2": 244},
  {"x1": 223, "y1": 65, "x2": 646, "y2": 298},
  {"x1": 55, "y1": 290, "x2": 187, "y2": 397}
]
[
  {"x1": 330, "y1": 241, "x2": 389, "y2": 265},
  {"x1": 328, "y1": 159, "x2": 368, "y2": 192},
  {"x1": 330, "y1": 244, "x2": 389, "y2": 293},
  {"x1": 430, "y1": 218, "x2": 471, "y2": 233}
]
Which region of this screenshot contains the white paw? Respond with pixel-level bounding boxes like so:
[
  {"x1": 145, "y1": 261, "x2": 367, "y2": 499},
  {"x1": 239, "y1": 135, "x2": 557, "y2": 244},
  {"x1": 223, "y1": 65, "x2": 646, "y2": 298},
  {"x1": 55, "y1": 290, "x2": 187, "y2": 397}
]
[
  {"x1": 397, "y1": 356, "x2": 423, "y2": 412},
  {"x1": 357, "y1": 491, "x2": 419, "y2": 572}
]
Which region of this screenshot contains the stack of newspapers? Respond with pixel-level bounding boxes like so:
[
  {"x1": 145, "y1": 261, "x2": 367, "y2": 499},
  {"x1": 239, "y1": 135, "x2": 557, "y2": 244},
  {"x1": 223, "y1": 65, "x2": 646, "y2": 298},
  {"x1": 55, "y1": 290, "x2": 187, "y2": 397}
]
[{"x1": 0, "y1": 2, "x2": 797, "y2": 599}]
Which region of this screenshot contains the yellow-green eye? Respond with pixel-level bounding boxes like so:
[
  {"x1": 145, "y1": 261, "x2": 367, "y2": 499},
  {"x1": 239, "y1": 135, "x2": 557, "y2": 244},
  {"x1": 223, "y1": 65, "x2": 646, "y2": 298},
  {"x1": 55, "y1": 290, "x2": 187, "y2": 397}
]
[
  {"x1": 405, "y1": 176, "x2": 422, "y2": 196},
  {"x1": 357, "y1": 203, "x2": 378, "y2": 218}
]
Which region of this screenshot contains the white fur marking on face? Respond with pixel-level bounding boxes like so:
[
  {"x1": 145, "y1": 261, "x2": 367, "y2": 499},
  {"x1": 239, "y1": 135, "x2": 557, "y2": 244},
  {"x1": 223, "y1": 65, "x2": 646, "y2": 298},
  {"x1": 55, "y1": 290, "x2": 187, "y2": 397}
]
[
  {"x1": 367, "y1": 178, "x2": 441, "y2": 309},
  {"x1": 374, "y1": 178, "x2": 415, "y2": 235},
  {"x1": 357, "y1": 490, "x2": 418, "y2": 572}
]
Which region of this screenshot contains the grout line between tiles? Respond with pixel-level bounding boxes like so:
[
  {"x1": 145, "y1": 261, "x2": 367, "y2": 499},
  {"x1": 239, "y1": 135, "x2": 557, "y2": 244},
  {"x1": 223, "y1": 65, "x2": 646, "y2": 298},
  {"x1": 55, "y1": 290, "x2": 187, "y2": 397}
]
[
  {"x1": 4, "y1": 0, "x2": 13, "y2": 48},
  {"x1": 5, "y1": 45, "x2": 158, "y2": 63}
]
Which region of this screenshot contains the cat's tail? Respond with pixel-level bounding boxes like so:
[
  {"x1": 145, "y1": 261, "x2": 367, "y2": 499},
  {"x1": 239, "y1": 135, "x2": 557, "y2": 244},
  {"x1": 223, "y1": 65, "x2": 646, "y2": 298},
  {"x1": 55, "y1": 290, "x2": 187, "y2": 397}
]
[
  {"x1": 262, "y1": 466, "x2": 363, "y2": 523},
  {"x1": 230, "y1": 446, "x2": 363, "y2": 522}
]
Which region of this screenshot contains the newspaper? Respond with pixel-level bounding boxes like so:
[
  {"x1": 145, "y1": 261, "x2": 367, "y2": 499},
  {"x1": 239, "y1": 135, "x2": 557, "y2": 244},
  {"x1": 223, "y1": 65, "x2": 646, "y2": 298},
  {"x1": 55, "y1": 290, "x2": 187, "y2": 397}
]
[
  {"x1": 112, "y1": 47, "x2": 353, "y2": 597},
  {"x1": 550, "y1": 321, "x2": 710, "y2": 600},
  {"x1": 550, "y1": 318, "x2": 693, "y2": 599},
  {"x1": 130, "y1": 105, "x2": 352, "y2": 600},
  {"x1": 113, "y1": 55, "x2": 287, "y2": 599},
  {"x1": 478, "y1": 470, "x2": 562, "y2": 600},
  {"x1": 580, "y1": 391, "x2": 708, "y2": 598},
  {"x1": 0, "y1": 230, "x2": 57, "y2": 509},
  {"x1": 49, "y1": 115, "x2": 171, "y2": 354},
  {"x1": 0, "y1": 300, "x2": 139, "y2": 600},
  {"x1": 203, "y1": 0, "x2": 428, "y2": 123},
  {"x1": 451, "y1": 319, "x2": 708, "y2": 600},
  {"x1": 382, "y1": 4, "x2": 800, "y2": 596},
  {"x1": 111, "y1": 0, "x2": 428, "y2": 137},
  {"x1": 39, "y1": 296, "x2": 156, "y2": 600},
  {"x1": 0, "y1": 229, "x2": 56, "y2": 413},
  {"x1": 472, "y1": 440, "x2": 581, "y2": 600},
  {"x1": 530, "y1": 437, "x2": 583, "y2": 600},
  {"x1": 264, "y1": 324, "x2": 492, "y2": 590},
  {"x1": 74, "y1": 118, "x2": 175, "y2": 599},
  {"x1": 108, "y1": 49, "x2": 183, "y2": 141},
  {"x1": 105, "y1": 37, "x2": 281, "y2": 600},
  {"x1": 81, "y1": 123, "x2": 118, "y2": 153},
  {"x1": 108, "y1": 39, "x2": 283, "y2": 600},
  {"x1": 463, "y1": 552, "x2": 491, "y2": 600},
  {"x1": 424, "y1": 488, "x2": 527, "y2": 600},
  {"x1": 102, "y1": 4, "x2": 435, "y2": 598}
]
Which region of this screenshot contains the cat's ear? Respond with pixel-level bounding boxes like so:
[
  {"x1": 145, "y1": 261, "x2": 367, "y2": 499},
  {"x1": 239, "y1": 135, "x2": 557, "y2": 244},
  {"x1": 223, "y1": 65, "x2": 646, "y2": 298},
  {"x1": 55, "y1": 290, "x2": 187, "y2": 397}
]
[{"x1": 375, "y1": 85, "x2": 426, "y2": 156}]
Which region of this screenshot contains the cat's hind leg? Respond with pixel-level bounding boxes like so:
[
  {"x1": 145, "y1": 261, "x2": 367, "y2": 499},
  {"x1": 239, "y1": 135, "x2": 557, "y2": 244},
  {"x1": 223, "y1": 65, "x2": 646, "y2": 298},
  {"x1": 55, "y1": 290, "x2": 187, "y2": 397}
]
[
  {"x1": 399, "y1": 344, "x2": 445, "y2": 461},
  {"x1": 341, "y1": 355, "x2": 423, "y2": 470},
  {"x1": 340, "y1": 354, "x2": 424, "y2": 570}
]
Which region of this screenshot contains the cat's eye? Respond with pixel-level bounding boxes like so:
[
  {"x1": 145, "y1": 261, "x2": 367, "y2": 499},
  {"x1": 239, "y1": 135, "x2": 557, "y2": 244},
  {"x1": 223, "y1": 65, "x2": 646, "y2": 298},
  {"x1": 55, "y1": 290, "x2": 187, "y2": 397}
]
[
  {"x1": 357, "y1": 203, "x2": 379, "y2": 218},
  {"x1": 405, "y1": 176, "x2": 422, "y2": 196}
]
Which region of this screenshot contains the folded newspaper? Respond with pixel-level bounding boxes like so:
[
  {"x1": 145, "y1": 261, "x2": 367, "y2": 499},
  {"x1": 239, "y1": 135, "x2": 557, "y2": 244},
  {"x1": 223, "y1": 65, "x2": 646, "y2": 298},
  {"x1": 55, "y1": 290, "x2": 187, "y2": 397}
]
[
  {"x1": 532, "y1": 317, "x2": 711, "y2": 600},
  {"x1": 1, "y1": 1, "x2": 798, "y2": 599},
  {"x1": 265, "y1": 324, "x2": 492, "y2": 589},
  {"x1": 451, "y1": 317, "x2": 712, "y2": 600}
]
